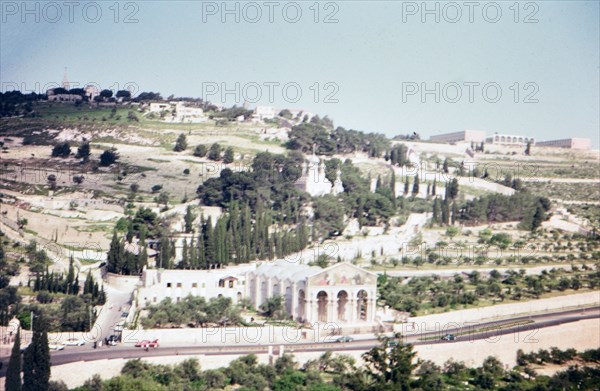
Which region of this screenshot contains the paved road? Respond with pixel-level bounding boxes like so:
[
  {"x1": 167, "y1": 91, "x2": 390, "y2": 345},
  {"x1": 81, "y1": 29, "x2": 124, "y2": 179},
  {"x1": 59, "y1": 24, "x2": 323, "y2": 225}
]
[{"x1": 1, "y1": 306, "x2": 596, "y2": 375}]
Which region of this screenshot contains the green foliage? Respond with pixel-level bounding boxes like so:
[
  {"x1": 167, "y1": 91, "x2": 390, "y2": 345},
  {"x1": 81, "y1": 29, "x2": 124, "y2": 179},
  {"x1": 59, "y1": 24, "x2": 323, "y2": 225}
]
[
  {"x1": 460, "y1": 192, "x2": 551, "y2": 227},
  {"x1": 260, "y1": 295, "x2": 287, "y2": 319},
  {"x1": 286, "y1": 122, "x2": 390, "y2": 157},
  {"x1": 142, "y1": 295, "x2": 241, "y2": 328}
]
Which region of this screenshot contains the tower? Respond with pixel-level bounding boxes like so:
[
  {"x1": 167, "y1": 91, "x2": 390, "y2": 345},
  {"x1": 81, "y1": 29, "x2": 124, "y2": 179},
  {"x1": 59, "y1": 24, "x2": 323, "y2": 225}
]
[{"x1": 62, "y1": 67, "x2": 70, "y2": 90}]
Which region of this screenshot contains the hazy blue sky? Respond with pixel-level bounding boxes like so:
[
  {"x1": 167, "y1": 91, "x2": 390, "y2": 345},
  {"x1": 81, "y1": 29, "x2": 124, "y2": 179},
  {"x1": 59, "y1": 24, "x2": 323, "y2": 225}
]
[{"x1": 1, "y1": 1, "x2": 598, "y2": 145}]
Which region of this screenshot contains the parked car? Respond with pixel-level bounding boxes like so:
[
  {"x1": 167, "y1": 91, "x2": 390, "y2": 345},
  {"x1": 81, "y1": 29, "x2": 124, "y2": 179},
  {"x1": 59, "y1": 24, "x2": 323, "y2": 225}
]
[
  {"x1": 107, "y1": 335, "x2": 119, "y2": 346},
  {"x1": 135, "y1": 339, "x2": 159, "y2": 348},
  {"x1": 441, "y1": 334, "x2": 457, "y2": 341},
  {"x1": 48, "y1": 343, "x2": 65, "y2": 351},
  {"x1": 64, "y1": 338, "x2": 86, "y2": 346},
  {"x1": 335, "y1": 336, "x2": 354, "y2": 343},
  {"x1": 387, "y1": 340, "x2": 399, "y2": 347}
]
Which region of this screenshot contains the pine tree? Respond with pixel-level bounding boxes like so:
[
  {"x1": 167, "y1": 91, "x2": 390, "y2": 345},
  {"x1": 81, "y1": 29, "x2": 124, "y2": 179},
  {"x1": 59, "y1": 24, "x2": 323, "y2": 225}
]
[{"x1": 6, "y1": 328, "x2": 22, "y2": 391}]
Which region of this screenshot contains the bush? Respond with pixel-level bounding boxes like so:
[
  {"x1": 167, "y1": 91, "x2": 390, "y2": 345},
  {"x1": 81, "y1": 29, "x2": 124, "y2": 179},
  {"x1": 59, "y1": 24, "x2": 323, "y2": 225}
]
[
  {"x1": 99, "y1": 149, "x2": 119, "y2": 166},
  {"x1": 194, "y1": 144, "x2": 207, "y2": 157},
  {"x1": 51, "y1": 142, "x2": 71, "y2": 158}
]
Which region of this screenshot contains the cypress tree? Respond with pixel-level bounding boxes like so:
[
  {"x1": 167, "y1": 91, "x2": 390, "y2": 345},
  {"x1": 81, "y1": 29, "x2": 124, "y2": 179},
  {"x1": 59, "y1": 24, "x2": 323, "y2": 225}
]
[
  {"x1": 204, "y1": 217, "x2": 215, "y2": 267},
  {"x1": 6, "y1": 328, "x2": 22, "y2": 391},
  {"x1": 441, "y1": 199, "x2": 450, "y2": 226},
  {"x1": 412, "y1": 175, "x2": 419, "y2": 195},
  {"x1": 404, "y1": 176, "x2": 410, "y2": 195},
  {"x1": 432, "y1": 179, "x2": 437, "y2": 196},
  {"x1": 23, "y1": 315, "x2": 50, "y2": 391},
  {"x1": 451, "y1": 202, "x2": 459, "y2": 224},
  {"x1": 66, "y1": 257, "x2": 75, "y2": 294},
  {"x1": 432, "y1": 198, "x2": 440, "y2": 225},
  {"x1": 390, "y1": 170, "x2": 397, "y2": 208}
]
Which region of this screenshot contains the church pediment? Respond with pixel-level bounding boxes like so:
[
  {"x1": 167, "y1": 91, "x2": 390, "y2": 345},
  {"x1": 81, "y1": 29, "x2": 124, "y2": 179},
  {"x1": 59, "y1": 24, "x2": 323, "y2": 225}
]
[{"x1": 308, "y1": 263, "x2": 377, "y2": 286}]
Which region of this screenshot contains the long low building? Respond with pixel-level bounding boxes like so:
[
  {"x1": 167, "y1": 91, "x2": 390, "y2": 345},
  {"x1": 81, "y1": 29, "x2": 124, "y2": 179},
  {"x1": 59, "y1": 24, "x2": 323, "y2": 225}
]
[
  {"x1": 429, "y1": 130, "x2": 486, "y2": 143},
  {"x1": 536, "y1": 138, "x2": 592, "y2": 150}
]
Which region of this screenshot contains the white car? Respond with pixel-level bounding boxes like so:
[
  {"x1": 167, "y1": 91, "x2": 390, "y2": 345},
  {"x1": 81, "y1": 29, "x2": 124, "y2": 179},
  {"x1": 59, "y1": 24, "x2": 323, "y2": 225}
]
[
  {"x1": 64, "y1": 338, "x2": 86, "y2": 346},
  {"x1": 48, "y1": 344, "x2": 65, "y2": 351}
]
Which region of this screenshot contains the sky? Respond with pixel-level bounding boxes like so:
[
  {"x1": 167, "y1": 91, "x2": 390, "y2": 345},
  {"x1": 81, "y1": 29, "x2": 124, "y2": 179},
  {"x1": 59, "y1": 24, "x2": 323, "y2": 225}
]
[{"x1": 1, "y1": 1, "x2": 599, "y2": 146}]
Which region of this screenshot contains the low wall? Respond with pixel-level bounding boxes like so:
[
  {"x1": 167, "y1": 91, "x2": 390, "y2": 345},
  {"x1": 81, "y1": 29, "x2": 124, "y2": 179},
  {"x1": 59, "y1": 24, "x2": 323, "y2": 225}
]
[{"x1": 121, "y1": 325, "x2": 337, "y2": 346}]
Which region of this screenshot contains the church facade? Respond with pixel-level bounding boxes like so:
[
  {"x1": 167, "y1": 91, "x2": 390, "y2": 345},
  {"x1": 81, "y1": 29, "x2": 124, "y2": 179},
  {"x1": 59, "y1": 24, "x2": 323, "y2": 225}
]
[{"x1": 246, "y1": 260, "x2": 377, "y2": 325}]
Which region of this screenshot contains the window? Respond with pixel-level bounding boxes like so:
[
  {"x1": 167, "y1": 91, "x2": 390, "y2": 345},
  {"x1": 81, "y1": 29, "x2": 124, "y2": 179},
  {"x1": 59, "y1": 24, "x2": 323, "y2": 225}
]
[
  {"x1": 153, "y1": 297, "x2": 157, "y2": 303},
  {"x1": 202, "y1": 282, "x2": 206, "y2": 288},
  {"x1": 219, "y1": 279, "x2": 225, "y2": 288},
  {"x1": 176, "y1": 282, "x2": 182, "y2": 288},
  {"x1": 229, "y1": 280, "x2": 234, "y2": 288},
  {"x1": 166, "y1": 282, "x2": 172, "y2": 288},
  {"x1": 192, "y1": 283, "x2": 198, "y2": 288}
]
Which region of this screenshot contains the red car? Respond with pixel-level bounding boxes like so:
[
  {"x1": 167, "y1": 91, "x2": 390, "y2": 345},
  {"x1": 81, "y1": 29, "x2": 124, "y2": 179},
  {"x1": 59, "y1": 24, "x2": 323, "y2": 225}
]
[{"x1": 135, "y1": 339, "x2": 159, "y2": 348}]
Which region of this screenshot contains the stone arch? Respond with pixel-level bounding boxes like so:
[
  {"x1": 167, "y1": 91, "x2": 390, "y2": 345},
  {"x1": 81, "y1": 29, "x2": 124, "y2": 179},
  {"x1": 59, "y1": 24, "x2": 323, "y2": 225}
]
[
  {"x1": 518, "y1": 137, "x2": 523, "y2": 143},
  {"x1": 337, "y1": 290, "x2": 348, "y2": 322},
  {"x1": 357, "y1": 290, "x2": 368, "y2": 321},
  {"x1": 317, "y1": 291, "x2": 328, "y2": 322},
  {"x1": 298, "y1": 289, "x2": 306, "y2": 321},
  {"x1": 500, "y1": 136, "x2": 505, "y2": 142}
]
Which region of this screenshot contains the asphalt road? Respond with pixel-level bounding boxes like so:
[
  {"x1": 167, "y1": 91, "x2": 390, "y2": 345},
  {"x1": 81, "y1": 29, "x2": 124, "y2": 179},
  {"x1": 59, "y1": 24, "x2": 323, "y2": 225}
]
[{"x1": 1, "y1": 306, "x2": 597, "y2": 376}]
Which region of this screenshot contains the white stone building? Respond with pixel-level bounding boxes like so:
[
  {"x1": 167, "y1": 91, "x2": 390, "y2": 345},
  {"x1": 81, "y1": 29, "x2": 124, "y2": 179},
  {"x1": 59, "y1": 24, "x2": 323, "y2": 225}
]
[
  {"x1": 149, "y1": 102, "x2": 172, "y2": 113},
  {"x1": 295, "y1": 156, "x2": 343, "y2": 197},
  {"x1": 246, "y1": 260, "x2": 378, "y2": 324},
  {"x1": 138, "y1": 264, "x2": 256, "y2": 306},
  {"x1": 253, "y1": 106, "x2": 277, "y2": 121}
]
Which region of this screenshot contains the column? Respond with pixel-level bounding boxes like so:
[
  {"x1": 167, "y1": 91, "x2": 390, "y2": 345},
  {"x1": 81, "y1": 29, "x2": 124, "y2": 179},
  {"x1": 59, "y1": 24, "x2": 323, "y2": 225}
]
[
  {"x1": 348, "y1": 298, "x2": 356, "y2": 323},
  {"x1": 291, "y1": 283, "x2": 298, "y2": 321},
  {"x1": 254, "y1": 275, "x2": 261, "y2": 307},
  {"x1": 327, "y1": 291, "x2": 336, "y2": 323}
]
